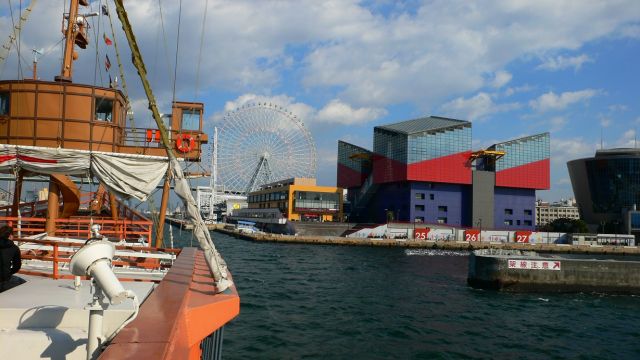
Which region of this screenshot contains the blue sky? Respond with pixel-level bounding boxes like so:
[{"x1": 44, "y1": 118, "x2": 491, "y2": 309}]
[{"x1": 2, "y1": 0, "x2": 640, "y2": 201}]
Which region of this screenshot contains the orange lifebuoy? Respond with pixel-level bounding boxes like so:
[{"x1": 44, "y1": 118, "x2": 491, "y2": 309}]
[{"x1": 175, "y1": 134, "x2": 195, "y2": 153}]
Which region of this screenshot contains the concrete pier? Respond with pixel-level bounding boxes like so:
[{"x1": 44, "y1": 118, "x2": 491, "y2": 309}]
[
  {"x1": 214, "y1": 228, "x2": 640, "y2": 255},
  {"x1": 468, "y1": 249, "x2": 640, "y2": 293}
]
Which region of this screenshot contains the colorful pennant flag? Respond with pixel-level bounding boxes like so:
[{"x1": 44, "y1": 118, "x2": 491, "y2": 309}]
[
  {"x1": 105, "y1": 55, "x2": 111, "y2": 71},
  {"x1": 103, "y1": 33, "x2": 112, "y2": 46}
]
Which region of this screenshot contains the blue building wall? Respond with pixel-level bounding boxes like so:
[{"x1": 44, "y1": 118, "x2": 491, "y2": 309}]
[
  {"x1": 408, "y1": 182, "x2": 470, "y2": 227},
  {"x1": 369, "y1": 182, "x2": 410, "y2": 223},
  {"x1": 493, "y1": 187, "x2": 536, "y2": 230}
]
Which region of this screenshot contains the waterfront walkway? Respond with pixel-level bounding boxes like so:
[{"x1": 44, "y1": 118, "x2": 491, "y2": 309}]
[{"x1": 215, "y1": 228, "x2": 640, "y2": 255}]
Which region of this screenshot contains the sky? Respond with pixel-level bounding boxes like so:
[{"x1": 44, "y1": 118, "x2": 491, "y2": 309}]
[{"x1": 1, "y1": 0, "x2": 640, "y2": 202}]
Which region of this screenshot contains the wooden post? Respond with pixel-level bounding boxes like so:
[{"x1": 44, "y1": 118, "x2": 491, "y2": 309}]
[
  {"x1": 109, "y1": 192, "x2": 120, "y2": 240},
  {"x1": 53, "y1": 243, "x2": 59, "y2": 279},
  {"x1": 11, "y1": 170, "x2": 24, "y2": 217},
  {"x1": 155, "y1": 175, "x2": 171, "y2": 248},
  {"x1": 46, "y1": 178, "x2": 60, "y2": 235}
]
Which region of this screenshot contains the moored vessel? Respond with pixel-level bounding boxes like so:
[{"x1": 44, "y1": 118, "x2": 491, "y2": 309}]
[{"x1": 0, "y1": 1, "x2": 239, "y2": 358}]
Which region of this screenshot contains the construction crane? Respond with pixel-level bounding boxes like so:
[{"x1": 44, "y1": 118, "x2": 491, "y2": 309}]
[{"x1": 0, "y1": 0, "x2": 38, "y2": 69}]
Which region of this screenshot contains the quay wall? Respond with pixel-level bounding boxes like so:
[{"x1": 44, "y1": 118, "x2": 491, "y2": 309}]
[
  {"x1": 214, "y1": 228, "x2": 640, "y2": 255},
  {"x1": 468, "y1": 250, "x2": 640, "y2": 293}
]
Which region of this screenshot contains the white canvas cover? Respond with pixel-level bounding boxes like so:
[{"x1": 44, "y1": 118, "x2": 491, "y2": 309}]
[{"x1": 0, "y1": 144, "x2": 167, "y2": 201}]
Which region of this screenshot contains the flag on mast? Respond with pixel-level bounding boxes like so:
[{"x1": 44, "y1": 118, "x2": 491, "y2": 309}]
[
  {"x1": 103, "y1": 33, "x2": 112, "y2": 46},
  {"x1": 105, "y1": 55, "x2": 111, "y2": 71}
]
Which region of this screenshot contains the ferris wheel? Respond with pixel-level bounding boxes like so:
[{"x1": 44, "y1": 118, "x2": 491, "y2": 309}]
[{"x1": 216, "y1": 103, "x2": 317, "y2": 194}]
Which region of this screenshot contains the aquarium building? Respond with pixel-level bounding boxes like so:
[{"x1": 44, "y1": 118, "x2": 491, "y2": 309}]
[{"x1": 337, "y1": 116, "x2": 550, "y2": 230}]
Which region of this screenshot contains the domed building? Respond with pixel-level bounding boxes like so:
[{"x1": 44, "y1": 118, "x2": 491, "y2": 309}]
[{"x1": 567, "y1": 148, "x2": 640, "y2": 234}]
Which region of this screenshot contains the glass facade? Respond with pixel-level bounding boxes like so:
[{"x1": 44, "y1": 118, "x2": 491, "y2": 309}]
[
  {"x1": 373, "y1": 128, "x2": 407, "y2": 163},
  {"x1": 337, "y1": 141, "x2": 372, "y2": 174},
  {"x1": 493, "y1": 133, "x2": 549, "y2": 171},
  {"x1": 585, "y1": 157, "x2": 640, "y2": 214},
  {"x1": 407, "y1": 125, "x2": 471, "y2": 164},
  {"x1": 293, "y1": 191, "x2": 340, "y2": 212},
  {"x1": 631, "y1": 213, "x2": 640, "y2": 230}
]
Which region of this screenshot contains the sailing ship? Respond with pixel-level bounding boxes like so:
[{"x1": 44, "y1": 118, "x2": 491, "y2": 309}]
[{"x1": 0, "y1": 1, "x2": 239, "y2": 358}]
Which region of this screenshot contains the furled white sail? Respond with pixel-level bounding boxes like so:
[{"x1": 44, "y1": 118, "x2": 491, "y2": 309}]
[{"x1": 0, "y1": 144, "x2": 167, "y2": 201}]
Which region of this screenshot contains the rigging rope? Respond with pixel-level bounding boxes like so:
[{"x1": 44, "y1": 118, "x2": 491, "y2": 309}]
[
  {"x1": 156, "y1": 0, "x2": 173, "y2": 93},
  {"x1": 171, "y1": 0, "x2": 183, "y2": 105},
  {"x1": 103, "y1": 0, "x2": 136, "y2": 129},
  {"x1": 91, "y1": 0, "x2": 104, "y2": 88},
  {"x1": 194, "y1": 0, "x2": 208, "y2": 100}
]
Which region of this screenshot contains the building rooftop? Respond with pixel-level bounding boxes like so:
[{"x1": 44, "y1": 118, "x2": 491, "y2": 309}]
[
  {"x1": 375, "y1": 116, "x2": 470, "y2": 135},
  {"x1": 595, "y1": 148, "x2": 640, "y2": 157},
  {"x1": 489, "y1": 132, "x2": 550, "y2": 148}
]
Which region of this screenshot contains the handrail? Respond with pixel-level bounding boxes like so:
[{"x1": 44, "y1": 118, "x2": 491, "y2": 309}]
[
  {"x1": 17, "y1": 237, "x2": 181, "y2": 281},
  {"x1": 0, "y1": 216, "x2": 153, "y2": 244}
]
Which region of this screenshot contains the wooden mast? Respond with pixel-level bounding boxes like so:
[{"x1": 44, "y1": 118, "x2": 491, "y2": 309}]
[
  {"x1": 46, "y1": 0, "x2": 88, "y2": 233},
  {"x1": 55, "y1": 0, "x2": 89, "y2": 82}
]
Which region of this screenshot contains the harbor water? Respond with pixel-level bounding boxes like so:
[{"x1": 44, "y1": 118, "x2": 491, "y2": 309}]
[{"x1": 174, "y1": 231, "x2": 640, "y2": 359}]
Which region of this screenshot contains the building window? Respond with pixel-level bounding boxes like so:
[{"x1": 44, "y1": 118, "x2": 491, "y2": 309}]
[
  {"x1": 504, "y1": 208, "x2": 513, "y2": 215},
  {"x1": 181, "y1": 109, "x2": 200, "y2": 131},
  {"x1": 95, "y1": 97, "x2": 113, "y2": 121},
  {"x1": 504, "y1": 219, "x2": 513, "y2": 226},
  {"x1": 415, "y1": 205, "x2": 425, "y2": 212},
  {"x1": 415, "y1": 193, "x2": 425, "y2": 200},
  {"x1": 524, "y1": 209, "x2": 532, "y2": 216},
  {"x1": 429, "y1": 194, "x2": 435, "y2": 200},
  {"x1": 414, "y1": 216, "x2": 424, "y2": 222},
  {"x1": 438, "y1": 206, "x2": 448, "y2": 212},
  {"x1": 517, "y1": 220, "x2": 521, "y2": 226},
  {"x1": 437, "y1": 217, "x2": 447, "y2": 224},
  {"x1": 0, "y1": 92, "x2": 9, "y2": 116},
  {"x1": 524, "y1": 220, "x2": 532, "y2": 226}
]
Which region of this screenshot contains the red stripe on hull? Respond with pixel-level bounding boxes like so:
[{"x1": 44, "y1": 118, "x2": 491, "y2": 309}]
[
  {"x1": 407, "y1": 151, "x2": 472, "y2": 184},
  {"x1": 495, "y1": 158, "x2": 550, "y2": 189},
  {"x1": 337, "y1": 163, "x2": 368, "y2": 188}
]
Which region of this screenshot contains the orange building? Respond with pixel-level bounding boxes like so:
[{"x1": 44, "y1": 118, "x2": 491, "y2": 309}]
[{"x1": 247, "y1": 178, "x2": 343, "y2": 222}]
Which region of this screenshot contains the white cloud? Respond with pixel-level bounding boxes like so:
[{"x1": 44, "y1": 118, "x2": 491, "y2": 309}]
[
  {"x1": 599, "y1": 115, "x2": 613, "y2": 128},
  {"x1": 213, "y1": 93, "x2": 384, "y2": 127},
  {"x1": 537, "y1": 54, "x2": 593, "y2": 71},
  {"x1": 549, "y1": 116, "x2": 567, "y2": 132},
  {"x1": 616, "y1": 129, "x2": 638, "y2": 148},
  {"x1": 608, "y1": 104, "x2": 628, "y2": 112},
  {"x1": 440, "y1": 92, "x2": 520, "y2": 121},
  {"x1": 491, "y1": 70, "x2": 512, "y2": 88},
  {"x1": 551, "y1": 137, "x2": 594, "y2": 165},
  {"x1": 503, "y1": 84, "x2": 534, "y2": 97},
  {"x1": 529, "y1": 89, "x2": 600, "y2": 112},
  {"x1": 620, "y1": 24, "x2": 640, "y2": 38},
  {"x1": 3, "y1": 1, "x2": 639, "y2": 113},
  {"x1": 316, "y1": 99, "x2": 387, "y2": 125}
]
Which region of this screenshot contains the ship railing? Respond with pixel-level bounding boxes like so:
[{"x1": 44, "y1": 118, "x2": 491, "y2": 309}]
[
  {"x1": 16, "y1": 238, "x2": 180, "y2": 281},
  {"x1": 122, "y1": 126, "x2": 200, "y2": 148},
  {"x1": 0, "y1": 216, "x2": 153, "y2": 245},
  {"x1": 0, "y1": 200, "x2": 49, "y2": 217},
  {"x1": 81, "y1": 190, "x2": 151, "y2": 225}
]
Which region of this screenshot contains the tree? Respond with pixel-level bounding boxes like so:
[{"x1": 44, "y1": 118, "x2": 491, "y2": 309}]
[{"x1": 540, "y1": 218, "x2": 589, "y2": 233}]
